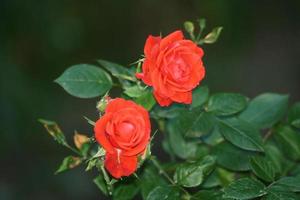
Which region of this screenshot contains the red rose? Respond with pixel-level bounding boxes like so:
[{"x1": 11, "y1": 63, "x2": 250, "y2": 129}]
[
  {"x1": 136, "y1": 30, "x2": 205, "y2": 106},
  {"x1": 94, "y1": 98, "x2": 151, "y2": 178}
]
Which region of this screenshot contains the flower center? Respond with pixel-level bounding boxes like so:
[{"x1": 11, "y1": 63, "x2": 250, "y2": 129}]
[{"x1": 117, "y1": 122, "x2": 135, "y2": 137}]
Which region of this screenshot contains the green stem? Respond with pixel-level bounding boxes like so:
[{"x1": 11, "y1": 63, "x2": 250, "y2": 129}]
[
  {"x1": 150, "y1": 156, "x2": 191, "y2": 198},
  {"x1": 64, "y1": 143, "x2": 82, "y2": 156},
  {"x1": 263, "y1": 129, "x2": 273, "y2": 143}
]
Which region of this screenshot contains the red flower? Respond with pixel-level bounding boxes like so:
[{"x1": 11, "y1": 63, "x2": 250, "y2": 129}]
[
  {"x1": 136, "y1": 30, "x2": 205, "y2": 106},
  {"x1": 94, "y1": 98, "x2": 151, "y2": 178}
]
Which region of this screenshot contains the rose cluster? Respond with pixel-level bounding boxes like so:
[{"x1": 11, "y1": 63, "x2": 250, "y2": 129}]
[{"x1": 94, "y1": 31, "x2": 205, "y2": 178}]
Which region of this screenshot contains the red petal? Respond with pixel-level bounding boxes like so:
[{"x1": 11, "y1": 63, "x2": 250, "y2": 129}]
[
  {"x1": 94, "y1": 114, "x2": 114, "y2": 154},
  {"x1": 104, "y1": 152, "x2": 137, "y2": 179},
  {"x1": 153, "y1": 90, "x2": 173, "y2": 106},
  {"x1": 160, "y1": 30, "x2": 184, "y2": 51}
]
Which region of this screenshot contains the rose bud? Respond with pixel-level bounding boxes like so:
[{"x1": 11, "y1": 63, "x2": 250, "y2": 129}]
[
  {"x1": 136, "y1": 30, "x2": 205, "y2": 106},
  {"x1": 94, "y1": 98, "x2": 151, "y2": 178}
]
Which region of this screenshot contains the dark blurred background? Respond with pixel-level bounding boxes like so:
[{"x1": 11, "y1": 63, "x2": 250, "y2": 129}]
[{"x1": 0, "y1": 0, "x2": 299, "y2": 199}]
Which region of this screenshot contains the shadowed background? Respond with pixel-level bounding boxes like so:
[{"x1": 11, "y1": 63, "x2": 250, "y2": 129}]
[{"x1": 0, "y1": 0, "x2": 299, "y2": 199}]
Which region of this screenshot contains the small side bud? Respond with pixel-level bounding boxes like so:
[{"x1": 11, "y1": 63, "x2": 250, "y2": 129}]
[
  {"x1": 184, "y1": 21, "x2": 195, "y2": 34},
  {"x1": 96, "y1": 94, "x2": 111, "y2": 113},
  {"x1": 74, "y1": 131, "x2": 90, "y2": 149}
]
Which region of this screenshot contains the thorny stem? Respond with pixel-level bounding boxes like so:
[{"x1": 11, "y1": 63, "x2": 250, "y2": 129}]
[
  {"x1": 263, "y1": 129, "x2": 273, "y2": 143},
  {"x1": 150, "y1": 156, "x2": 191, "y2": 198},
  {"x1": 64, "y1": 143, "x2": 82, "y2": 156}
]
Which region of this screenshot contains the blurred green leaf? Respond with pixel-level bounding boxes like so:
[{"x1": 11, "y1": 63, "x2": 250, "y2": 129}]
[
  {"x1": 135, "y1": 90, "x2": 156, "y2": 111},
  {"x1": 250, "y1": 156, "x2": 276, "y2": 182},
  {"x1": 151, "y1": 104, "x2": 186, "y2": 119},
  {"x1": 223, "y1": 178, "x2": 266, "y2": 199},
  {"x1": 97, "y1": 59, "x2": 136, "y2": 83},
  {"x1": 167, "y1": 120, "x2": 199, "y2": 159},
  {"x1": 192, "y1": 190, "x2": 224, "y2": 200},
  {"x1": 146, "y1": 186, "x2": 180, "y2": 200},
  {"x1": 177, "y1": 108, "x2": 216, "y2": 138},
  {"x1": 218, "y1": 118, "x2": 264, "y2": 152},
  {"x1": 207, "y1": 93, "x2": 247, "y2": 116},
  {"x1": 93, "y1": 175, "x2": 108, "y2": 196},
  {"x1": 202, "y1": 126, "x2": 224, "y2": 145},
  {"x1": 174, "y1": 156, "x2": 216, "y2": 187},
  {"x1": 288, "y1": 102, "x2": 300, "y2": 121},
  {"x1": 124, "y1": 85, "x2": 145, "y2": 98},
  {"x1": 191, "y1": 86, "x2": 209, "y2": 109},
  {"x1": 274, "y1": 176, "x2": 300, "y2": 192},
  {"x1": 113, "y1": 181, "x2": 139, "y2": 200},
  {"x1": 201, "y1": 27, "x2": 223, "y2": 44},
  {"x1": 140, "y1": 166, "x2": 167, "y2": 199},
  {"x1": 239, "y1": 93, "x2": 289, "y2": 129},
  {"x1": 55, "y1": 64, "x2": 112, "y2": 98},
  {"x1": 212, "y1": 142, "x2": 255, "y2": 171},
  {"x1": 264, "y1": 143, "x2": 283, "y2": 175},
  {"x1": 274, "y1": 125, "x2": 300, "y2": 161},
  {"x1": 265, "y1": 185, "x2": 298, "y2": 200},
  {"x1": 55, "y1": 156, "x2": 81, "y2": 174}
]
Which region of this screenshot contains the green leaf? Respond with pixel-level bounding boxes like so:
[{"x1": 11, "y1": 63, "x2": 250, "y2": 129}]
[
  {"x1": 113, "y1": 182, "x2": 139, "y2": 200},
  {"x1": 265, "y1": 185, "x2": 298, "y2": 200},
  {"x1": 288, "y1": 102, "x2": 300, "y2": 128},
  {"x1": 201, "y1": 27, "x2": 223, "y2": 44},
  {"x1": 212, "y1": 142, "x2": 255, "y2": 171},
  {"x1": 55, "y1": 156, "x2": 81, "y2": 174},
  {"x1": 97, "y1": 59, "x2": 136, "y2": 82},
  {"x1": 174, "y1": 156, "x2": 216, "y2": 187},
  {"x1": 38, "y1": 119, "x2": 67, "y2": 145},
  {"x1": 93, "y1": 175, "x2": 108, "y2": 196},
  {"x1": 191, "y1": 86, "x2": 209, "y2": 109},
  {"x1": 135, "y1": 90, "x2": 156, "y2": 111},
  {"x1": 167, "y1": 120, "x2": 200, "y2": 159},
  {"x1": 140, "y1": 166, "x2": 167, "y2": 199},
  {"x1": 274, "y1": 125, "x2": 300, "y2": 161},
  {"x1": 292, "y1": 119, "x2": 300, "y2": 128},
  {"x1": 55, "y1": 64, "x2": 112, "y2": 98},
  {"x1": 202, "y1": 126, "x2": 224, "y2": 145},
  {"x1": 274, "y1": 176, "x2": 300, "y2": 192},
  {"x1": 264, "y1": 143, "x2": 283, "y2": 175},
  {"x1": 124, "y1": 85, "x2": 145, "y2": 98},
  {"x1": 192, "y1": 190, "x2": 224, "y2": 200},
  {"x1": 218, "y1": 118, "x2": 264, "y2": 152},
  {"x1": 151, "y1": 104, "x2": 186, "y2": 119},
  {"x1": 207, "y1": 93, "x2": 248, "y2": 116},
  {"x1": 177, "y1": 108, "x2": 216, "y2": 138},
  {"x1": 250, "y1": 156, "x2": 276, "y2": 182},
  {"x1": 239, "y1": 93, "x2": 289, "y2": 129},
  {"x1": 223, "y1": 178, "x2": 267, "y2": 199},
  {"x1": 146, "y1": 186, "x2": 181, "y2": 200}
]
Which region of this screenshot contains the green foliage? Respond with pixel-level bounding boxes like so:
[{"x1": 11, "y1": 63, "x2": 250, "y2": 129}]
[
  {"x1": 191, "y1": 85, "x2": 209, "y2": 109},
  {"x1": 55, "y1": 64, "x2": 112, "y2": 98},
  {"x1": 146, "y1": 186, "x2": 181, "y2": 200},
  {"x1": 223, "y1": 178, "x2": 267, "y2": 199},
  {"x1": 218, "y1": 118, "x2": 264, "y2": 152},
  {"x1": 239, "y1": 93, "x2": 289, "y2": 129},
  {"x1": 250, "y1": 156, "x2": 276, "y2": 182},
  {"x1": 174, "y1": 156, "x2": 215, "y2": 187},
  {"x1": 42, "y1": 18, "x2": 300, "y2": 200},
  {"x1": 207, "y1": 93, "x2": 247, "y2": 116},
  {"x1": 55, "y1": 156, "x2": 81, "y2": 174}
]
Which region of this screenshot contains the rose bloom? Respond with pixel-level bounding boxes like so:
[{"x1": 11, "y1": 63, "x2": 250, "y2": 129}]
[
  {"x1": 94, "y1": 98, "x2": 151, "y2": 178},
  {"x1": 136, "y1": 30, "x2": 205, "y2": 106}
]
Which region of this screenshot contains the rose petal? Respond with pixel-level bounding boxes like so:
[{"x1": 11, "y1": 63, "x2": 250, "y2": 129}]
[{"x1": 104, "y1": 152, "x2": 137, "y2": 178}]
